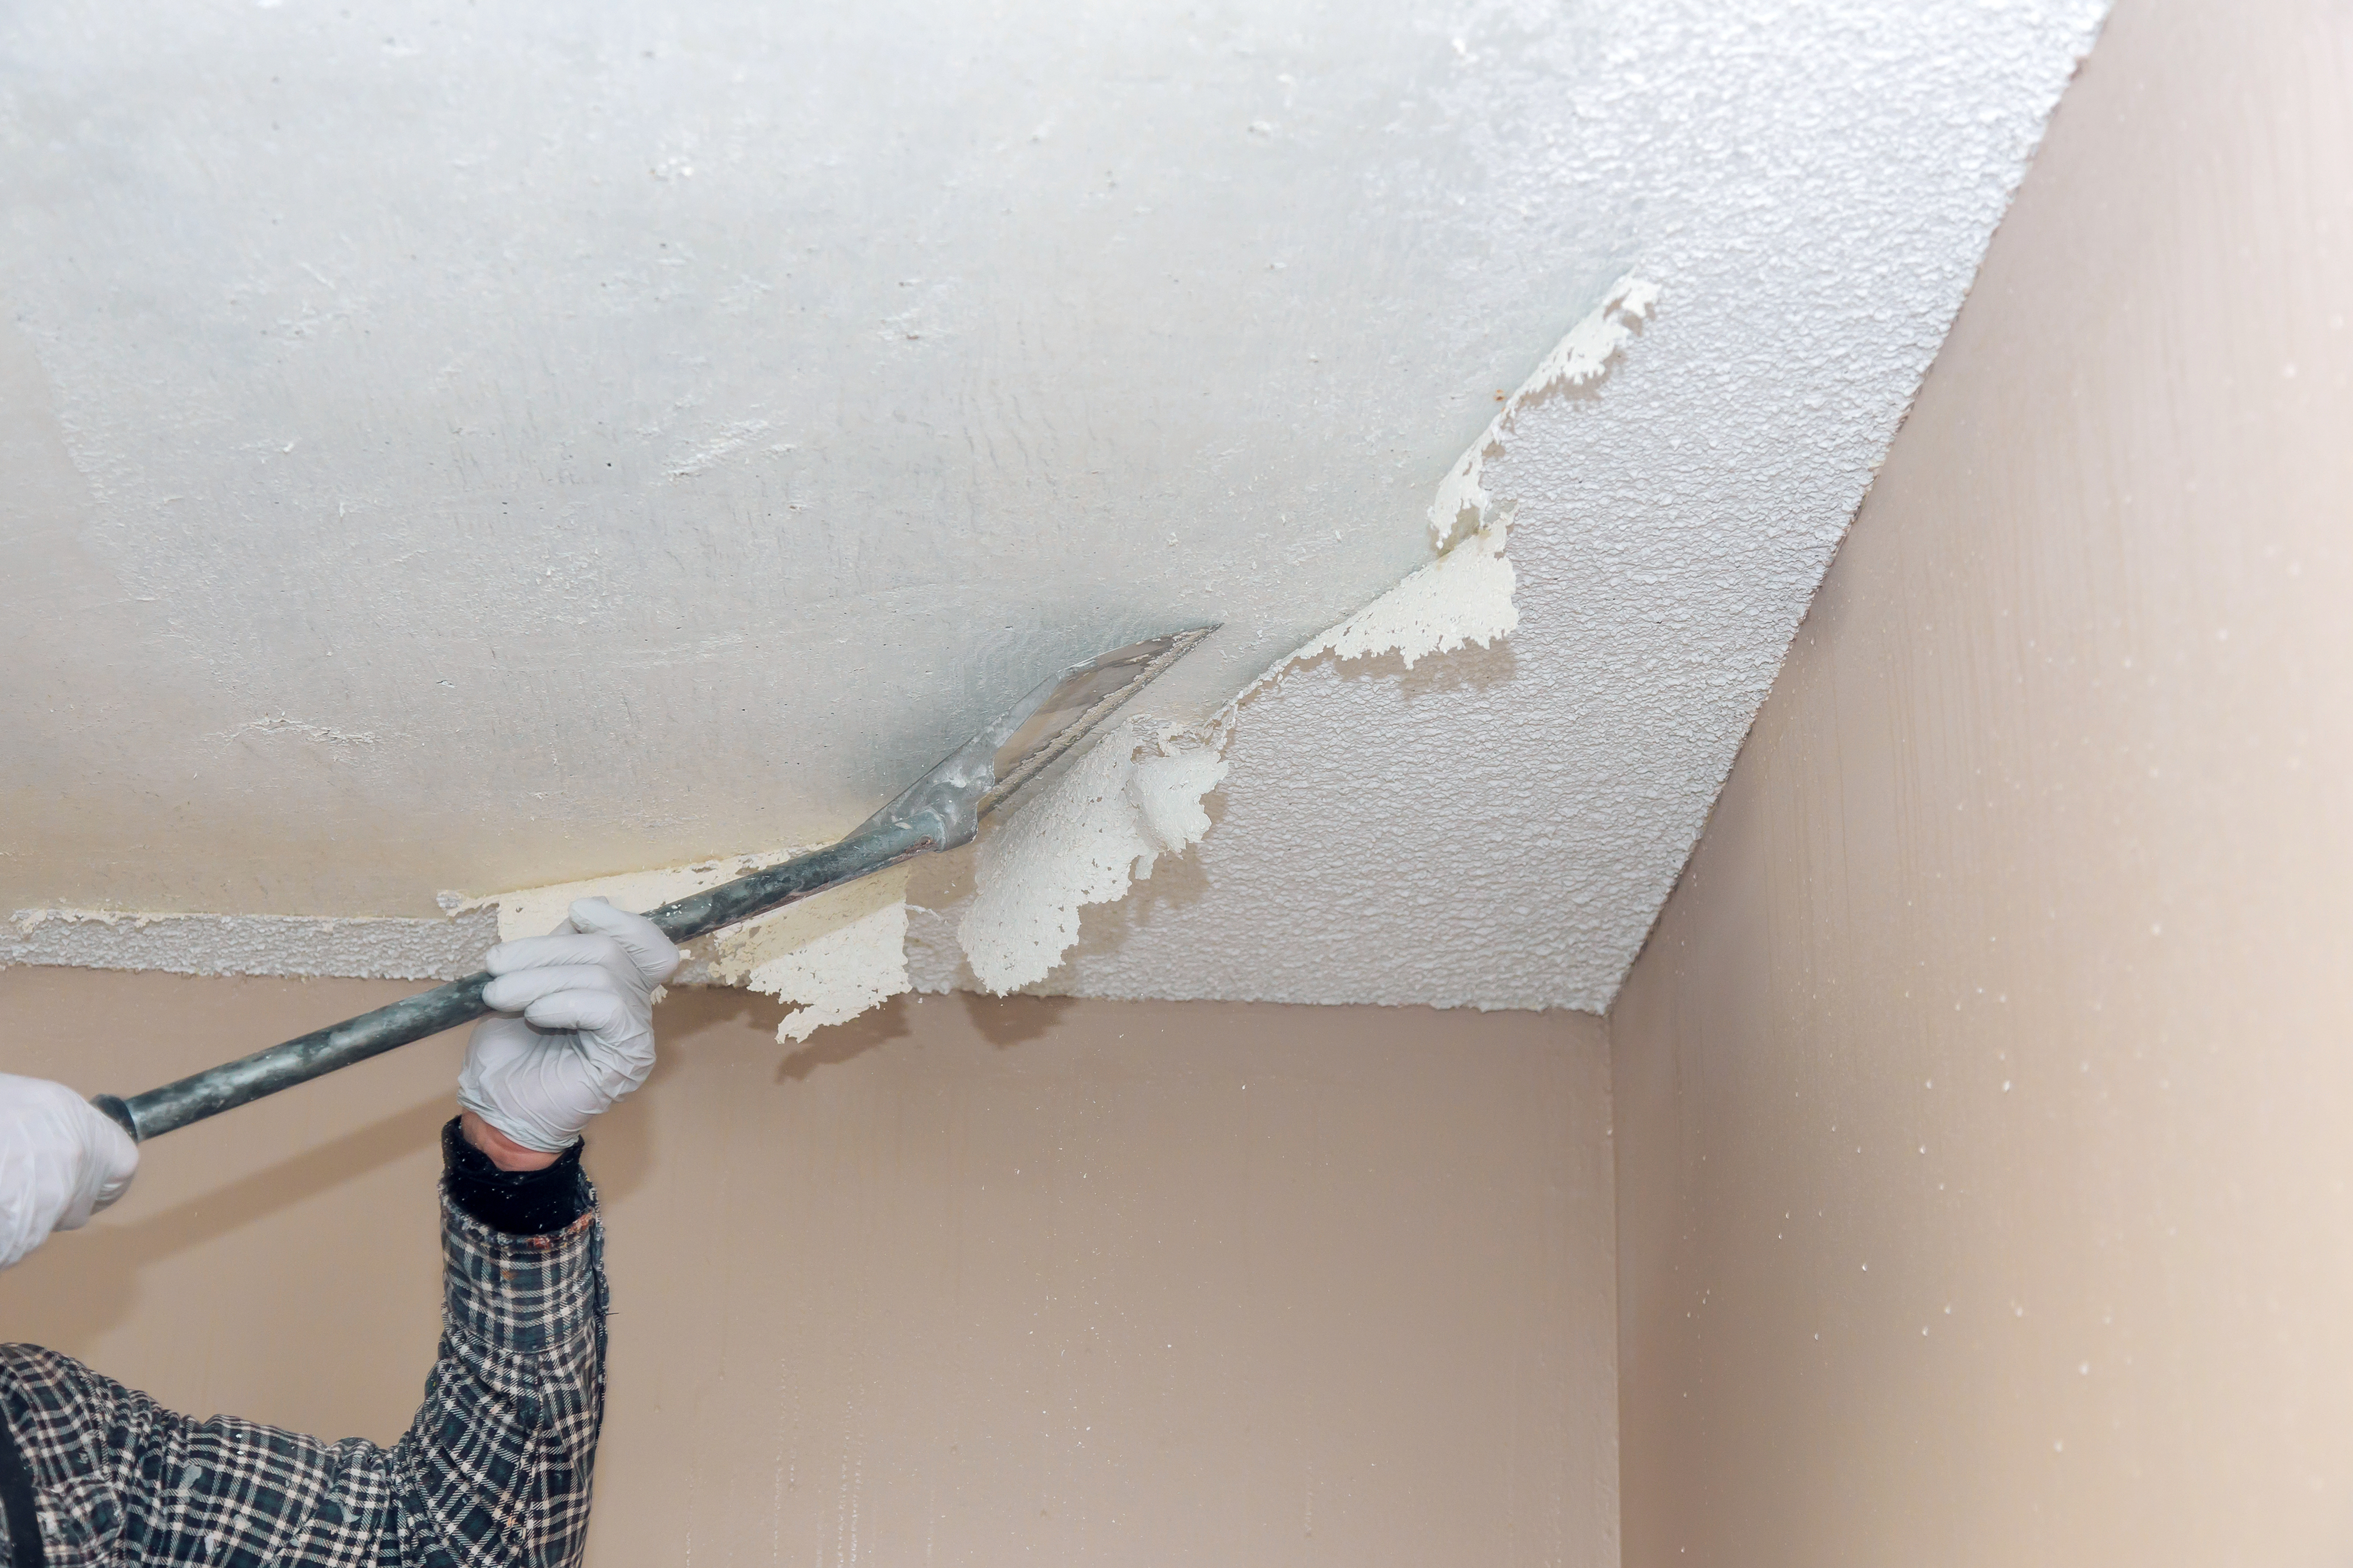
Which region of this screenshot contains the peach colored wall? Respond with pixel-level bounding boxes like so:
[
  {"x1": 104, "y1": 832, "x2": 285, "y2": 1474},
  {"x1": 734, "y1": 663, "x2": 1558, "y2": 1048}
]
[
  {"x1": 0, "y1": 970, "x2": 1618, "y2": 1566},
  {"x1": 1608, "y1": 0, "x2": 2353, "y2": 1563}
]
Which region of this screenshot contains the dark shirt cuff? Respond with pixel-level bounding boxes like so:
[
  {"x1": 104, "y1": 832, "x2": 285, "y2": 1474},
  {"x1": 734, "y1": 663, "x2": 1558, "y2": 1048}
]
[{"x1": 441, "y1": 1116, "x2": 592, "y2": 1236}]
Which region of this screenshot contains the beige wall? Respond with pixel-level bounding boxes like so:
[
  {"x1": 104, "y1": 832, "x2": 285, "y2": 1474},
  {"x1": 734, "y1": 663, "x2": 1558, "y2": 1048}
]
[
  {"x1": 0, "y1": 970, "x2": 1618, "y2": 1566},
  {"x1": 1609, "y1": 0, "x2": 2353, "y2": 1563}
]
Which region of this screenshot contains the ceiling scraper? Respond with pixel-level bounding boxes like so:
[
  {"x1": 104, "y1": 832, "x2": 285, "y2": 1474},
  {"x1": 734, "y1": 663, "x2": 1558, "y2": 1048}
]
[{"x1": 89, "y1": 628, "x2": 1218, "y2": 1142}]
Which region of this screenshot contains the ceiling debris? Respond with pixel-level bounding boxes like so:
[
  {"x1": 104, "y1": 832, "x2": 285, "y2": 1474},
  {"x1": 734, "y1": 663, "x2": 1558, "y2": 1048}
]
[
  {"x1": 705, "y1": 868, "x2": 911, "y2": 1043},
  {"x1": 449, "y1": 845, "x2": 918, "y2": 1039},
  {"x1": 1428, "y1": 276, "x2": 1662, "y2": 553},
  {"x1": 961, "y1": 719, "x2": 1229, "y2": 996}
]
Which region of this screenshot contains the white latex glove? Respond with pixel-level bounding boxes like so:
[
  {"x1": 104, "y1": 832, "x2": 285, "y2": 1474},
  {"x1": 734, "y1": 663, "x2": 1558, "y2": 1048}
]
[
  {"x1": 456, "y1": 898, "x2": 681, "y2": 1154},
  {"x1": 0, "y1": 1073, "x2": 140, "y2": 1269}
]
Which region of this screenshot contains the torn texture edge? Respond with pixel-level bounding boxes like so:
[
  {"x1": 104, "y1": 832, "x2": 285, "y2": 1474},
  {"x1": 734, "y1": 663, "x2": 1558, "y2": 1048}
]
[
  {"x1": 1428, "y1": 273, "x2": 1661, "y2": 551},
  {"x1": 958, "y1": 718, "x2": 1228, "y2": 994},
  {"x1": 951, "y1": 276, "x2": 1659, "y2": 995},
  {"x1": 704, "y1": 866, "x2": 913, "y2": 1042}
]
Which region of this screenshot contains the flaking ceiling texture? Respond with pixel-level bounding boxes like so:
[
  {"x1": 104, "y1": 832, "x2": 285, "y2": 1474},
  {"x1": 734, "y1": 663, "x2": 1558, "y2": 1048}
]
[{"x1": 1, "y1": 1, "x2": 2108, "y2": 1016}]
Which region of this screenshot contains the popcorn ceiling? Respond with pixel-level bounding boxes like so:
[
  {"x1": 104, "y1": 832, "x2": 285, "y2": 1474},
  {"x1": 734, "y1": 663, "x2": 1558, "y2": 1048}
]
[
  {"x1": 1, "y1": 906, "x2": 495, "y2": 982},
  {"x1": 1026, "y1": 5, "x2": 2112, "y2": 1013},
  {"x1": 0, "y1": 0, "x2": 2111, "y2": 1020}
]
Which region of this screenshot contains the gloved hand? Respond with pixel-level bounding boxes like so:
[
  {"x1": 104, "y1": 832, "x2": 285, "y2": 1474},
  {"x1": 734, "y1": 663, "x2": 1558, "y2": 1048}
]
[
  {"x1": 0, "y1": 1073, "x2": 140, "y2": 1269},
  {"x1": 456, "y1": 898, "x2": 681, "y2": 1155}
]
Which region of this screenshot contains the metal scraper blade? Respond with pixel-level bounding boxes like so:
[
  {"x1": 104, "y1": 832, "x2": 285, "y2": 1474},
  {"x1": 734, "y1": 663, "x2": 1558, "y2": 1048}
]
[
  {"x1": 848, "y1": 624, "x2": 1221, "y2": 851},
  {"x1": 978, "y1": 625, "x2": 1220, "y2": 816}
]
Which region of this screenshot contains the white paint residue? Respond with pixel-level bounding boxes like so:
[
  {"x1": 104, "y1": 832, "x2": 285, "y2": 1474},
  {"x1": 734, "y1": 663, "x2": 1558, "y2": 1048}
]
[
  {"x1": 1241, "y1": 279, "x2": 1651, "y2": 692},
  {"x1": 228, "y1": 715, "x2": 381, "y2": 746},
  {"x1": 960, "y1": 719, "x2": 1227, "y2": 993},
  {"x1": 707, "y1": 868, "x2": 912, "y2": 1042},
  {"x1": 1429, "y1": 276, "x2": 1661, "y2": 551},
  {"x1": 666, "y1": 418, "x2": 775, "y2": 479}
]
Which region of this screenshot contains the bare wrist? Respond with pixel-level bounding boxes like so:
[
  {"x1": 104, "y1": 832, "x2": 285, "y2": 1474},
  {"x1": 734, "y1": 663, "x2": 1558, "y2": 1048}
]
[{"x1": 459, "y1": 1109, "x2": 562, "y2": 1172}]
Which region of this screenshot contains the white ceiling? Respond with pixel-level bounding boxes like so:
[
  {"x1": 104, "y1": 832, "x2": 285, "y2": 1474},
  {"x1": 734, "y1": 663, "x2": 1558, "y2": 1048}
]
[{"x1": 1, "y1": 0, "x2": 2106, "y2": 1011}]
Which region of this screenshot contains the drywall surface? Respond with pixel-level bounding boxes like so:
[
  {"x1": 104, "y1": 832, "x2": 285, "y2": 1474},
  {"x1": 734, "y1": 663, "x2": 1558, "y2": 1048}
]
[
  {"x1": 2, "y1": 1, "x2": 2102, "y2": 1015},
  {"x1": 0, "y1": 968, "x2": 1619, "y2": 1568},
  {"x1": 1609, "y1": 0, "x2": 2353, "y2": 1560}
]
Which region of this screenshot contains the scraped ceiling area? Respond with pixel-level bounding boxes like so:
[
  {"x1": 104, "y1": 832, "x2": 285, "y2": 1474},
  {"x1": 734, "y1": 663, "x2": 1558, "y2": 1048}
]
[{"x1": 1, "y1": 0, "x2": 2108, "y2": 1013}]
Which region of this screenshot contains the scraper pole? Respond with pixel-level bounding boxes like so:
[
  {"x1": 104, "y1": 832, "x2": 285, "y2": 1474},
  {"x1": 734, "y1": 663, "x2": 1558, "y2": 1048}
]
[
  {"x1": 84, "y1": 625, "x2": 1218, "y2": 1144},
  {"x1": 89, "y1": 817, "x2": 935, "y2": 1143}
]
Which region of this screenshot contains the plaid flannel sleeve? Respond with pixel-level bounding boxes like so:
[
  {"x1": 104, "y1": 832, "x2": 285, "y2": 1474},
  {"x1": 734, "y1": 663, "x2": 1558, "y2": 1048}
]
[{"x1": 0, "y1": 1192, "x2": 606, "y2": 1568}]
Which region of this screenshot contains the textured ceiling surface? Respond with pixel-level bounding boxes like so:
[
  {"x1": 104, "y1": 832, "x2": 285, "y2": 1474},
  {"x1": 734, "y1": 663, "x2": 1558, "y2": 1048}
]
[{"x1": 2, "y1": 1, "x2": 2105, "y2": 1010}]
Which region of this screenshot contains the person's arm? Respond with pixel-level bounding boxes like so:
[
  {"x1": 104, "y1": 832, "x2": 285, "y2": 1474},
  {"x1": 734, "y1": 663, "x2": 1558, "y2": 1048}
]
[
  {"x1": 0, "y1": 898, "x2": 677, "y2": 1568},
  {"x1": 399, "y1": 1113, "x2": 608, "y2": 1568},
  {"x1": 0, "y1": 1117, "x2": 605, "y2": 1568}
]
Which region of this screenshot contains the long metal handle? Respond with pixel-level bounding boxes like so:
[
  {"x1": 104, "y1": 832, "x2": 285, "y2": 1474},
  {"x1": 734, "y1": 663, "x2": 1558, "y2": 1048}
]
[{"x1": 92, "y1": 818, "x2": 934, "y2": 1142}]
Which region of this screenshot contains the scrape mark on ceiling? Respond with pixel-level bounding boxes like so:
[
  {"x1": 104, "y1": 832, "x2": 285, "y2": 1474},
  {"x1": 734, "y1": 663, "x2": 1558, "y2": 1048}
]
[
  {"x1": 454, "y1": 849, "x2": 811, "y2": 943},
  {"x1": 228, "y1": 716, "x2": 384, "y2": 748}
]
